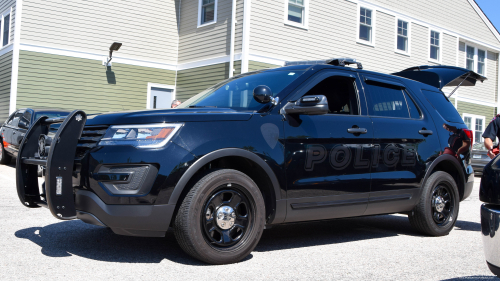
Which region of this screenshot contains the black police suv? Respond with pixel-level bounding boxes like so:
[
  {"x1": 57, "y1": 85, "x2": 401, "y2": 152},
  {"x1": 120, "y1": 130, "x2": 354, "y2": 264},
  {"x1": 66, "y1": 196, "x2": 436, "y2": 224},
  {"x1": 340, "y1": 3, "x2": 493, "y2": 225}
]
[
  {"x1": 1, "y1": 109, "x2": 69, "y2": 171},
  {"x1": 15, "y1": 59, "x2": 484, "y2": 264}
]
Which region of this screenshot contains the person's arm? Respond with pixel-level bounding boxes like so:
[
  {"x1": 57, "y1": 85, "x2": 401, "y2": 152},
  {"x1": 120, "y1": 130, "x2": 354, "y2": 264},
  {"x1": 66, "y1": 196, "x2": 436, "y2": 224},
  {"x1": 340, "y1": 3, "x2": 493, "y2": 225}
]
[
  {"x1": 485, "y1": 137, "x2": 496, "y2": 159},
  {"x1": 456, "y1": 140, "x2": 471, "y2": 158}
]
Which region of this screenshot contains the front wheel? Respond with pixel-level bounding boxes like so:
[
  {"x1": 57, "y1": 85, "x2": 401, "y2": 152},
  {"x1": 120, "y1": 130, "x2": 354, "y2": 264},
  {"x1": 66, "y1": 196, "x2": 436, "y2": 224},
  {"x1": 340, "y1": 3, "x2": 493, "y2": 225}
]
[
  {"x1": 0, "y1": 141, "x2": 12, "y2": 164},
  {"x1": 174, "y1": 169, "x2": 265, "y2": 265},
  {"x1": 408, "y1": 171, "x2": 459, "y2": 236}
]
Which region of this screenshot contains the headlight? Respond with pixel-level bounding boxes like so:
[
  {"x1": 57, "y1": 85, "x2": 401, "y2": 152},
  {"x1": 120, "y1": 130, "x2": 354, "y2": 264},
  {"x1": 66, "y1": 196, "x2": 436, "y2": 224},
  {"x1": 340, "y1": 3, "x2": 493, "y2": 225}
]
[{"x1": 98, "y1": 123, "x2": 182, "y2": 148}]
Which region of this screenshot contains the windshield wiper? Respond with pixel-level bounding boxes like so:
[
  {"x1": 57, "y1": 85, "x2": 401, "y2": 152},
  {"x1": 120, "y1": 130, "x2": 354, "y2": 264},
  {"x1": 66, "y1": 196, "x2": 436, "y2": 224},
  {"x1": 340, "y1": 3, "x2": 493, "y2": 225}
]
[{"x1": 189, "y1": 105, "x2": 218, "y2": 108}]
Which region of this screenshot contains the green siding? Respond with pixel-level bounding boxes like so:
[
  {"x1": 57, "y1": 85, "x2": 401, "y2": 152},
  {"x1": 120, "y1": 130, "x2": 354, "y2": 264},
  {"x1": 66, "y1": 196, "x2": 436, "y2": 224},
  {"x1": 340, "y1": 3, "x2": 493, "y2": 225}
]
[
  {"x1": 0, "y1": 51, "x2": 12, "y2": 121},
  {"x1": 16, "y1": 50, "x2": 175, "y2": 113},
  {"x1": 248, "y1": 61, "x2": 279, "y2": 72},
  {"x1": 456, "y1": 100, "x2": 496, "y2": 121},
  {"x1": 176, "y1": 60, "x2": 279, "y2": 101}
]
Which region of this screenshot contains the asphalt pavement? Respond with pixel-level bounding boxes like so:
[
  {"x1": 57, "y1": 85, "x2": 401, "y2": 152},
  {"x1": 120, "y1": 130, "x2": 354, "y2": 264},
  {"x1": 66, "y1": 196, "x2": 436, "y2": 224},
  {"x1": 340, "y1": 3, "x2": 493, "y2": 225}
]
[{"x1": 0, "y1": 162, "x2": 497, "y2": 280}]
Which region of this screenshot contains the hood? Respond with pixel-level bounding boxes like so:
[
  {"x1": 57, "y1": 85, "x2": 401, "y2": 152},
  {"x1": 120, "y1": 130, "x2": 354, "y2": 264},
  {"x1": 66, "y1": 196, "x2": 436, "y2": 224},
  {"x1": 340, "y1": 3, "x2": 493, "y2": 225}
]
[
  {"x1": 392, "y1": 65, "x2": 487, "y2": 89},
  {"x1": 85, "y1": 108, "x2": 253, "y2": 126}
]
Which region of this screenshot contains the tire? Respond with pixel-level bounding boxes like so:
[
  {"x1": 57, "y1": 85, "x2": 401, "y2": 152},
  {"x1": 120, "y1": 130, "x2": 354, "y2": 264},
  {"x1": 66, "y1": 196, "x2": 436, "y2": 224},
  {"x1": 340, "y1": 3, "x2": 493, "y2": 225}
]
[
  {"x1": 174, "y1": 169, "x2": 265, "y2": 265},
  {"x1": 0, "y1": 141, "x2": 12, "y2": 165},
  {"x1": 409, "y1": 171, "x2": 459, "y2": 236}
]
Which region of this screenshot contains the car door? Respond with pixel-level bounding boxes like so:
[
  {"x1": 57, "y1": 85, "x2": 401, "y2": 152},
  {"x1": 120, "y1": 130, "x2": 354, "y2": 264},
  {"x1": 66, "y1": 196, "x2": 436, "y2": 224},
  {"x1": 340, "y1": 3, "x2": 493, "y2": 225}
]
[
  {"x1": 11, "y1": 110, "x2": 32, "y2": 152},
  {"x1": 2, "y1": 111, "x2": 22, "y2": 155},
  {"x1": 359, "y1": 74, "x2": 440, "y2": 215},
  {"x1": 283, "y1": 70, "x2": 373, "y2": 223}
]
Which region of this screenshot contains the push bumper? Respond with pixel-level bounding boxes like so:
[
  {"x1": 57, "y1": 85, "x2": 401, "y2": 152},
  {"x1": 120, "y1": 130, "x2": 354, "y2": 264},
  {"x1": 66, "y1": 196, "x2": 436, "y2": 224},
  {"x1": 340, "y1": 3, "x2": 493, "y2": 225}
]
[
  {"x1": 75, "y1": 190, "x2": 175, "y2": 237},
  {"x1": 481, "y1": 203, "x2": 500, "y2": 275}
]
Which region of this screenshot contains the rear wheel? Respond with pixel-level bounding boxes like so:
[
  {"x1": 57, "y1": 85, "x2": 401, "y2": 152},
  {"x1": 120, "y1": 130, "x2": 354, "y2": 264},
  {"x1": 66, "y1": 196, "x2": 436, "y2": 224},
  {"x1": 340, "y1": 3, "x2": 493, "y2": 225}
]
[
  {"x1": 408, "y1": 171, "x2": 459, "y2": 236},
  {"x1": 0, "y1": 141, "x2": 11, "y2": 164},
  {"x1": 174, "y1": 169, "x2": 265, "y2": 265}
]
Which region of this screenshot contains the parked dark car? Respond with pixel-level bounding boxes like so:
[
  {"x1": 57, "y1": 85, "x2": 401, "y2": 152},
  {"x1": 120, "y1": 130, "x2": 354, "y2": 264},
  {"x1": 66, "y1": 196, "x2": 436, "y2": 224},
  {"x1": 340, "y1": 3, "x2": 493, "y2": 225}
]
[
  {"x1": 480, "y1": 155, "x2": 500, "y2": 277},
  {"x1": 16, "y1": 60, "x2": 484, "y2": 264},
  {"x1": 0, "y1": 108, "x2": 69, "y2": 174},
  {"x1": 472, "y1": 143, "x2": 493, "y2": 174}
]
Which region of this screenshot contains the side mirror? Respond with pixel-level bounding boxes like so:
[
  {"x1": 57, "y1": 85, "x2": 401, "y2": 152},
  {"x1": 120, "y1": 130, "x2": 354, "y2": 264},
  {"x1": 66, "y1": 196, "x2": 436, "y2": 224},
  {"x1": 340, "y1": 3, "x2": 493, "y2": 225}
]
[
  {"x1": 253, "y1": 85, "x2": 274, "y2": 104},
  {"x1": 281, "y1": 95, "x2": 329, "y2": 115}
]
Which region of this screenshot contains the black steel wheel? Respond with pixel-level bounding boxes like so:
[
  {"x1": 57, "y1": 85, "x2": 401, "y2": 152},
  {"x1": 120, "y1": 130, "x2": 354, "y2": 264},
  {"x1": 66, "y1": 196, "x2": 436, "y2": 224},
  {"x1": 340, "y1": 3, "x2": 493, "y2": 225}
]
[
  {"x1": 431, "y1": 184, "x2": 454, "y2": 225},
  {"x1": 0, "y1": 141, "x2": 12, "y2": 165},
  {"x1": 409, "y1": 171, "x2": 459, "y2": 236},
  {"x1": 174, "y1": 169, "x2": 265, "y2": 265},
  {"x1": 202, "y1": 188, "x2": 253, "y2": 248}
]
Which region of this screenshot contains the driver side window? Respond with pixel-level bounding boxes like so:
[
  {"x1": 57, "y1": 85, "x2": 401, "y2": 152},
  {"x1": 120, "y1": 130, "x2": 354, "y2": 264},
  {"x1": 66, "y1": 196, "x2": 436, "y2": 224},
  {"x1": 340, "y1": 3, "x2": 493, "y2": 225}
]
[{"x1": 303, "y1": 76, "x2": 359, "y2": 115}]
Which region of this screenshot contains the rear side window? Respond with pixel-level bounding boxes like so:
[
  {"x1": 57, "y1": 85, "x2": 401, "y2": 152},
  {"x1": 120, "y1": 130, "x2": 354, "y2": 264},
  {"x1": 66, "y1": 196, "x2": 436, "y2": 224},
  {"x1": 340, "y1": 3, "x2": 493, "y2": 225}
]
[
  {"x1": 365, "y1": 84, "x2": 410, "y2": 118},
  {"x1": 421, "y1": 89, "x2": 463, "y2": 123},
  {"x1": 404, "y1": 91, "x2": 421, "y2": 119}
]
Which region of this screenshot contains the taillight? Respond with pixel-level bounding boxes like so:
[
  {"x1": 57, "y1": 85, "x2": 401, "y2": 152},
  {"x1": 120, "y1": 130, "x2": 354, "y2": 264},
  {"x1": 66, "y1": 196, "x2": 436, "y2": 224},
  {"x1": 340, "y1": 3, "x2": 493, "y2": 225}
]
[{"x1": 463, "y1": 129, "x2": 474, "y2": 145}]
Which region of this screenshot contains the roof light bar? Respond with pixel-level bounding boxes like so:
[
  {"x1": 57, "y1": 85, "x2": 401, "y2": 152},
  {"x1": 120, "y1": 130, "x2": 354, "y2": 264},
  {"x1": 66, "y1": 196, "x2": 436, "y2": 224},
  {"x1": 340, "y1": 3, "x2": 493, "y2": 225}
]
[{"x1": 284, "y1": 57, "x2": 362, "y2": 69}]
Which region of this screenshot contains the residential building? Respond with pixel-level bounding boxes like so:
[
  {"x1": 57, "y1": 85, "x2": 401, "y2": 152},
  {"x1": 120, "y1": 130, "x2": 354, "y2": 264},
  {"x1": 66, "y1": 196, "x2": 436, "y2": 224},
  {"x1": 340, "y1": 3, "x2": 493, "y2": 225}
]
[{"x1": 0, "y1": 0, "x2": 499, "y2": 144}]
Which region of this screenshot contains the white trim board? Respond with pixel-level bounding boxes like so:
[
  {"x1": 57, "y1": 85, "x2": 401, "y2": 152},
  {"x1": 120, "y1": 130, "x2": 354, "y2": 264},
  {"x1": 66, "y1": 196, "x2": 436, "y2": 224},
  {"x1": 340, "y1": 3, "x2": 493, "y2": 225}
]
[
  {"x1": 240, "y1": 0, "x2": 252, "y2": 73},
  {"x1": 454, "y1": 95, "x2": 495, "y2": 107},
  {"x1": 19, "y1": 43, "x2": 178, "y2": 71},
  {"x1": 9, "y1": 0, "x2": 22, "y2": 114},
  {"x1": 346, "y1": 0, "x2": 500, "y2": 52}
]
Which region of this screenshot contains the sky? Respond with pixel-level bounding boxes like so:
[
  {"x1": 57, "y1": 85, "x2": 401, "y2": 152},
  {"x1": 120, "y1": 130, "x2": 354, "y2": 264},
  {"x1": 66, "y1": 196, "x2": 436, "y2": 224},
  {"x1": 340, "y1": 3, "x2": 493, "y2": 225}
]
[{"x1": 475, "y1": 0, "x2": 500, "y2": 33}]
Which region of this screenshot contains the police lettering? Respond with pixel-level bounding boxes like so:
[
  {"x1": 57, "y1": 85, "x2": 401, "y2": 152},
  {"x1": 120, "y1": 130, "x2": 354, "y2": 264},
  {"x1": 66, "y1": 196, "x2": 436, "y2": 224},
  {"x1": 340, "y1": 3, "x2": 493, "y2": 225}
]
[{"x1": 304, "y1": 144, "x2": 415, "y2": 171}]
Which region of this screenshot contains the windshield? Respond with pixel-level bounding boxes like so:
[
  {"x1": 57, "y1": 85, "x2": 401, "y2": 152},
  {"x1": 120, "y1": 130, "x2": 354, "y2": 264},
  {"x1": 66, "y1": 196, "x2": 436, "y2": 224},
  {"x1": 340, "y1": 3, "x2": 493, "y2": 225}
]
[
  {"x1": 178, "y1": 70, "x2": 305, "y2": 110},
  {"x1": 34, "y1": 112, "x2": 69, "y2": 120}
]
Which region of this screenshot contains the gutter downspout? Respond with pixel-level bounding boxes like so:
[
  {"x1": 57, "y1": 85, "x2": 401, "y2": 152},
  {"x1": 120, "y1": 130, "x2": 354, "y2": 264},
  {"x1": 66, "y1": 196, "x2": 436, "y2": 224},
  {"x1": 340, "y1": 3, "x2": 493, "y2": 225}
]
[
  {"x1": 241, "y1": 0, "x2": 251, "y2": 73},
  {"x1": 228, "y1": 0, "x2": 237, "y2": 78},
  {"x1": 9, "y1": 0, "x2": 22, "y2": 114},
  {"x1": 497, "y1": 53, "x2": 500, "y2": 115}
]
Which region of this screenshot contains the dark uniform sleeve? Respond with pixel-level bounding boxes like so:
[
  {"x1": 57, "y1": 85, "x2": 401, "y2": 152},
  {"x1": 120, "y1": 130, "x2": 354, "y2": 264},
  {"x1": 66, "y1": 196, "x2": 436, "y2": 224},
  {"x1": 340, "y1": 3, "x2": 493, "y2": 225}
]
[
  {"x1": 483, "y1": 115, "x2": 500, "y2": 141},
  {"x1": 459, "y1": 130, "x2": 470, "y2": 142}
]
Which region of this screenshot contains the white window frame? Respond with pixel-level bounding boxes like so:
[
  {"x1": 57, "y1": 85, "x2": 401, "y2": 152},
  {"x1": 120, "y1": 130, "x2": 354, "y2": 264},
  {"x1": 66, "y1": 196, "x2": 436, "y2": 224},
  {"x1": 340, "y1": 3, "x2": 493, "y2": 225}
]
[
  {"x1": 0, "y1": 8, "x2": 12, "y2": 49},
  {"x1": 356, "y1": 5, "x2": 376, "y2": 47},
  {"x1": 394, "y1": 18, "x2": 411, "y2": 56},
  {"x1": 197, "y1": 0, "x2": 218, "y2": 28},
  {"x1": 463, "y1": 113, "x2": 485, "y2": 144},
  {"x1": 283, "y1": 0, "x2": 309, "y2": 30},
  {"x1": 464, "y1": 43, "x2": 488, "y2": 77},
  {"x1": 428, "y1": 29, "x2": 442, "y2": 64},
  {"x1": 146, "y1": 83, "x2": 176, "y2": 110}
]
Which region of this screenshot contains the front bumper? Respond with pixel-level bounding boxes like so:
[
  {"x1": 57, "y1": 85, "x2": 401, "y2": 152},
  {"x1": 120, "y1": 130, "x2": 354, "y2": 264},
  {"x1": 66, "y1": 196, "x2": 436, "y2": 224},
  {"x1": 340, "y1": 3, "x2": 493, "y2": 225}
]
[
  {"x1": 75, "y1": 190, "x2": 175, "y2": 237},
  {"x1": 481, "y1": 203, "x2": 500, "y2": 275}
]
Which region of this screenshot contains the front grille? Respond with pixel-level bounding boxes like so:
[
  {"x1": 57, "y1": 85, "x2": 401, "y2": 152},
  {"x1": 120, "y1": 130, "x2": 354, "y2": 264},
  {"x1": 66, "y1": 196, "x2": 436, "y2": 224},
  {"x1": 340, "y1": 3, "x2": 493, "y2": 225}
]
[{"x1": 75, "y1": 125, "x2": 108, "y2": 159}]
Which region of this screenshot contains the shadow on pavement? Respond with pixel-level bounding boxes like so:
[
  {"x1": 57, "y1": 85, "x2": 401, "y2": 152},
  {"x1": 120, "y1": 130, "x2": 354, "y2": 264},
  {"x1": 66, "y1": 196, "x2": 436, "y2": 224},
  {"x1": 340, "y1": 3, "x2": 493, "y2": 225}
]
[
  {"x1": 441, "y1": 276, "x2": 498, "y2": 280},
  {"x1": 14, "y1": 214, "x2": 480, "y2": 264},
  {"x1": 454, "y1": 220, "x2": 481, "y2": 232}
]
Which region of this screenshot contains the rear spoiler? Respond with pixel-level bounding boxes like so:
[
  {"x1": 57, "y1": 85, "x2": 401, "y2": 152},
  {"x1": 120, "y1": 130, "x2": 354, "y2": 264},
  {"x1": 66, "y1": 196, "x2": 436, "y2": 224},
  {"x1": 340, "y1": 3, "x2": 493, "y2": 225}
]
[{"x1": 392, "y1": 65, "x2": 487, "y2": 97}]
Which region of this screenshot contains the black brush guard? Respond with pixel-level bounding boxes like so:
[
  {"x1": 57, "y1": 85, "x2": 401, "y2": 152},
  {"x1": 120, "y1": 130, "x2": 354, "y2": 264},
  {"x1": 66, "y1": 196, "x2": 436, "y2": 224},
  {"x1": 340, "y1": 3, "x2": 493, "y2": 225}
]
[{"x1": 16, "y1": 110, "x2": 87, "y2": 220}]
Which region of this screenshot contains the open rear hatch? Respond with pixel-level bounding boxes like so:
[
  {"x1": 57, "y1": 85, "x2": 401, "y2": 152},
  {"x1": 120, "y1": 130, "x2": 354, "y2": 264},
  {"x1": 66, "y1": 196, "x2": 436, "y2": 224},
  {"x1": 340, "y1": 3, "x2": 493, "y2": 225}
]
[{"x1": 392, "y1": 65, "x2": 487, "y2": 97}]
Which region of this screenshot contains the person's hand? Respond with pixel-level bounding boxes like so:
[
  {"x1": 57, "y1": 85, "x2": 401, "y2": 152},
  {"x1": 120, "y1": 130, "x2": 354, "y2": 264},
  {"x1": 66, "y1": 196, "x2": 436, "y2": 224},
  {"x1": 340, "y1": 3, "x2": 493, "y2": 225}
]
[{"x1": 488, "y1": 149, "x2": 496, "y2": 159}]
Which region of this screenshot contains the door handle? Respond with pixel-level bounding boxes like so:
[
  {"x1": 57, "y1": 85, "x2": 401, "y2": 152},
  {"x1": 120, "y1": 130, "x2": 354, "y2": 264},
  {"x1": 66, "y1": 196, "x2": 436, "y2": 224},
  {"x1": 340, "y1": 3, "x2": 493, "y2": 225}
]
[
  {"x1": 347, "y1": 128, "x2": 367, "y2": 134},
  {"x1": 418, "y1": 130, "x2": 433, "y2": 136}
]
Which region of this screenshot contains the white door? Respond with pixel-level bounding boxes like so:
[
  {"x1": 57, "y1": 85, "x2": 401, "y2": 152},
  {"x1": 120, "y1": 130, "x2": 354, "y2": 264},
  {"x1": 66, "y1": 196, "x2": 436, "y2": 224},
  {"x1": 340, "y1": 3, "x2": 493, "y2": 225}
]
[{"x1": 150, "y1": 87, "x2": 174, "y2": 109}]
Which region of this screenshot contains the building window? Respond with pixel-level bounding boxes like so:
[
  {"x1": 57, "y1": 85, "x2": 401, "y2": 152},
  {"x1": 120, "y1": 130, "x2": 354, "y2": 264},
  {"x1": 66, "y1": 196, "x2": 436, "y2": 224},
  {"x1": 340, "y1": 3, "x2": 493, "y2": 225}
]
[
  {"x1": 359, "y1": 7, "x2": 373, "y2": 43},
  {"x1": 288, "y1": 0, "x2": 304, "y2": 24},
  {"x1": 466, "y1": 46, "x2": 475, "y2": 71},
  {"x1": 397, "y1": 19, "x2": 409, "y2": 53},
  {"x1": 430, "y1": 30, "x2": 440, "y2": 61},
  {"x1": 464, "y1": 44, "x2": 487, "y2": 76},
  {"x1": 284, "y1": 0, "x2": 308, "y2": 29},
  {"x1": 478, "y1": 49, "x2": 486, "y2": 75},
  {"x1": 0, "y1": 9, "x2": 11, "y2": 47},
  {"x1": 463, "y1": 114, "x2": 485, "y2": 144},
  {"x1": 198, "y1": 0, "x2": 217, "y2": 27}
]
